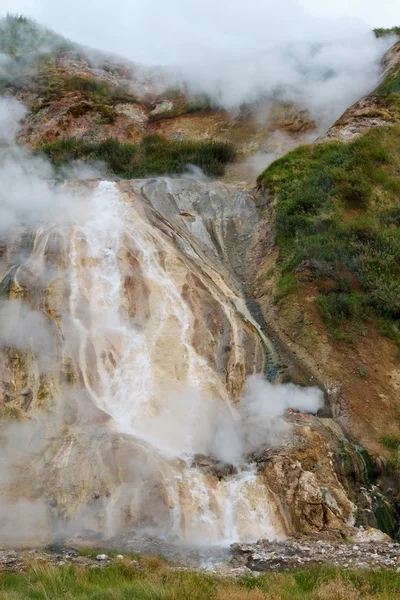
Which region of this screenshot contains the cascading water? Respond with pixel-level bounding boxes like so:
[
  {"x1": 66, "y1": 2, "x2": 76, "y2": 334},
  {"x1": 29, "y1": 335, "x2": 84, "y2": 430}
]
[{"x1": 63, "y1": 180, "x2": 283, "y2": 545}]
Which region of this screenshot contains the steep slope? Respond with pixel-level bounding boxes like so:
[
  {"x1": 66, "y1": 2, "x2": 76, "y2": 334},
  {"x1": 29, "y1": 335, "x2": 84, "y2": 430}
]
[
  {"x1": 0, "y1": 15, "x2": 399, "y2": 548},
  {"x1": 255, "y1": 41, "x2": 400, "y2": 479},
  {"x1": 0, "y1": 16, "x2": 315, "y2": 183}
]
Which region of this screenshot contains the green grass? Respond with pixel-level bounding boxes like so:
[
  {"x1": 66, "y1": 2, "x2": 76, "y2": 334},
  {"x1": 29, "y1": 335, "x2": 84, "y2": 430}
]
[
  {"x1": 379, "y1": 72, "x2": 400, "y2": 98},
  {"x1": 0, "y1": 561, "x2": 400, "y2": 599},
  {"x1": 39, "y1": 135, "x2": 236, "y2": 177},
  {"x1": 257, "y1": 125, "x2": 400, "y2": 343}
]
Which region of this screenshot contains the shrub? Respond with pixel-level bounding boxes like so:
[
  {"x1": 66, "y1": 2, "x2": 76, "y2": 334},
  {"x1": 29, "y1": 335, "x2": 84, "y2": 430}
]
[
  {"x1": 374, "y1": 26, "x2": 400, "y2": 38},
  {"x1": 40, "y1": 136, "x2": 236, "y2": 178}
]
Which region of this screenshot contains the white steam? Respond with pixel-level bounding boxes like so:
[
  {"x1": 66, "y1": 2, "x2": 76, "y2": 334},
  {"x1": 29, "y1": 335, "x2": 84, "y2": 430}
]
[
  {"x1": 133, "y1": 375, "x2": 323, "y2": 464},
  {"x1": 7, "y1": 0, "x2": 394, "y2": 123},
  {"x1": 0, "y1": 97, "x2": 92, "y2": 238},
  {"x1": 0, "y1": 300, "x2": 57, "y2": 372}
]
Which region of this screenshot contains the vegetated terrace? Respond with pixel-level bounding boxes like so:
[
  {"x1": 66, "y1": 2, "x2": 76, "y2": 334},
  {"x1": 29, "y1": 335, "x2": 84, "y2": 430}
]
[{"x1": 39, "y1": 135, "x2": 236, "y2": 178}]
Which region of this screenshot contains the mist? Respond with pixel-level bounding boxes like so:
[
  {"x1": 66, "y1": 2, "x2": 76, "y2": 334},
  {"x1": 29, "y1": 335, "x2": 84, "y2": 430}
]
[
  {"x1": 0, "y1": 300, "x2": 57, "y2": 372},
  {"x1": 130, "y1": 375, "x2": 323, "y2": 465},
  {"x1": 0, "y1": 97, "x2": 94, "y2": 238},
  {"x1": 2, "y1": 0, "x2": 394, "y2": 124}
]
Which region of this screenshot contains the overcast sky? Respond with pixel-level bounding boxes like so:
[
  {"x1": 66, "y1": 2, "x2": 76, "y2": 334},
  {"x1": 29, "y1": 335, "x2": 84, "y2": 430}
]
[
  {"x1": 3, "y1": 0, "x2": 398, "y2": 29},
  {"x1": 302, "y1": 0, "x2": 398, "y2": 27},
  {"x1": 1, "y1": 0, "x2": 398, "y2": 66}
]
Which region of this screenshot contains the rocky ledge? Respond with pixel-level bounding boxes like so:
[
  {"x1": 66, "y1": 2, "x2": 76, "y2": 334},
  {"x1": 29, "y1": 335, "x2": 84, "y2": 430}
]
[{"x1": 231, "y1": 533, "x2": 400, "y2": 572}]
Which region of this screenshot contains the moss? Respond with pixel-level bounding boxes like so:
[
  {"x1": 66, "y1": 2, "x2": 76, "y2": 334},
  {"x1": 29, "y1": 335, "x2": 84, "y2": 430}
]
[
  {"x1": 148, "y1": 90, "x2": 216, "y2": 122},
  {"x1": 37, "y1": 376, "x2": 51, "y2": 406},
  {"x1": 38, "y1": 73, "x2": 139, "y2": 109},
  {"x1": 257, "y1": 125, "x2": 400, "y2": 345},
  {"x1": 0, "y1": 266, "x2": 19, "y2": 298},
  {"x1": 2, "y1": 406, "x2": 24, "y2": 420},
  {"x1": 62, "y1": 360, "x2": 76, "y2": 386},
  {"x1": 276, "y1": 273, "x2": 297, "y2": 300},
  {"x1": 39, "y1": 135, "x2": 236, "y2": 178},
  {"x1": 374, "y1": 494, "x2": 397, "y2": 538},
  {"x1": 355, "y1": 446, "x2": 378, "y2": 482}
]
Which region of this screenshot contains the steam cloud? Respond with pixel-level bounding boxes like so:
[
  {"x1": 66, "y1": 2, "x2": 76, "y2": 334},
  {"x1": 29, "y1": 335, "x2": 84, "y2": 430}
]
[
  {"x1": 4, "y1": 0, "x2": 394, "y2": 125},
  {"x1": 0, "y1": 97, "x2": 92, "y2": 237},
  {"x1": 135, "y1": 376, "x2": 323, "y2": 464},
  {"x1": 0, "y1": 300, "x2": 57, "y2": 372}
]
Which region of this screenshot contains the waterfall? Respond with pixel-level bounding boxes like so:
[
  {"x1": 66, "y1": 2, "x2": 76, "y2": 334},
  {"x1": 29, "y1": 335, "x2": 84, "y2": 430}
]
[{"x1": 63, "y1": 180, "x2": 283, "y2": 544}]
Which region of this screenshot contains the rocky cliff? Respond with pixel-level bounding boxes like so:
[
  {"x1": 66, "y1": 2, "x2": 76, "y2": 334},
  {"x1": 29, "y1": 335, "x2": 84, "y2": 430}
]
[{"x1": 0, "y1": 16, "x2": 399, "y2": 548}]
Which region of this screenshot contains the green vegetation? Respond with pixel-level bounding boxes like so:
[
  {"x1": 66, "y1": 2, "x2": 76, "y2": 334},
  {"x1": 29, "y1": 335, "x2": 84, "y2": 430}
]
[
  {"x1": 382, "y1": 433, "x2": 400, "y2": 473},
  {"x1": 37, "y1": 73, "x2": 139, "y2": 106},
  {"x1": 374, "y1": 27, "x2": 400, "y2": 38},
  {"x1": 378, "y1": 69, "x2": 400, "y2": 98},
  {"x1": 1, "y1": 560, "x2": 400, "y2": 599},
  {"x1": 40, "y1": 135, "x2": 236, "y2": 177},
  {"x1": 0, "y1": 14, "x2": 74, "y2": 59},
  {"x1": 381, "y1": 404, "x2": 400, "y2": 474},
  {"x1": 258, "y1": 125, "x2": 400, "y2": 344}
]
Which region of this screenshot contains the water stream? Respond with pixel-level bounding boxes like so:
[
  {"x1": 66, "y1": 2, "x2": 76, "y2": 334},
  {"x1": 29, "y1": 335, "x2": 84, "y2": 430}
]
[{"x1": 64, "y1": 181, "x2": 282, "y2": 544}]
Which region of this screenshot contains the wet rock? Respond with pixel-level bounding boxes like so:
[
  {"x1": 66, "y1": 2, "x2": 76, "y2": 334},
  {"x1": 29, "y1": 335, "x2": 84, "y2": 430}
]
[
  {"x1": 191, "y1": 454, "x2": 238, "y2": 479},
  {"x1": 349, "y1": 528, "x2": 391, "y2": 544}
]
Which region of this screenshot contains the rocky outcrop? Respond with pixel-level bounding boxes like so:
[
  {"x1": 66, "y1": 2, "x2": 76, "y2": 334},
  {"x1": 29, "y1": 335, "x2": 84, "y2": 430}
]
[{"x1": 320, "y1": 41, "x2": 400, "y2": 142}]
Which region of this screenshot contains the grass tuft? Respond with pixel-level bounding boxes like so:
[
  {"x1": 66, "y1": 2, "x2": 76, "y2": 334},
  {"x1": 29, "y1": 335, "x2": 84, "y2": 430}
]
[{"x1": 0, "y1": 562, "x2": 400, "y2": 599}]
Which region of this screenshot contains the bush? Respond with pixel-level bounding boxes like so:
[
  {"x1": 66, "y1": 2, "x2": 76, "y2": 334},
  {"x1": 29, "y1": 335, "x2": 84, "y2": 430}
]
[
  {"x1": 40, "y1": 136, "x2": 236, "y2": 178},
  {"x1": 374, "y1": 26, "x2": 400, "y2": 38}
]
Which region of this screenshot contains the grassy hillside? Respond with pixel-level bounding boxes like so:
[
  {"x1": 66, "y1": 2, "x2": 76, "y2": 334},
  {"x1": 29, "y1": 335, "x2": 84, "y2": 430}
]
[
  {"x1": 0, "y1": 560, "x2": 400, "y2": 599},
  {"x1": 258, "y1": 68, "x2": 400, "y2": 348}
]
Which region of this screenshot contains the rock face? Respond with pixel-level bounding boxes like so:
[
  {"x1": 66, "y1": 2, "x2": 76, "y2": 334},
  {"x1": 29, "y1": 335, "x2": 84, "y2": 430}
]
[
  {"x1": 0, "y1": 175, "x2": 394, "y2": 547},
  {"x1": 1, "y1": 21, "x2": 399, "y2": 550},
  {"x1": 320, "y1": 41, "x2": 400, "y2": 142},
  {"x1": 0, "y1": 177, "x2": 285, "y2": 546}
]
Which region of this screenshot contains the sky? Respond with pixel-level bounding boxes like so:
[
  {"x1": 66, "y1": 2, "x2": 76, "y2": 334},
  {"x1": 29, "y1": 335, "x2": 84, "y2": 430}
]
[
  {"x1": 0, "y1": 0, "x2": 398, "y2": 66},
  {"x1": 302, "y1": 0, "x2": 398, "y2": 27},
  {"x1": 0, "y1": 0, "x2": 397, "y2": 118}
]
